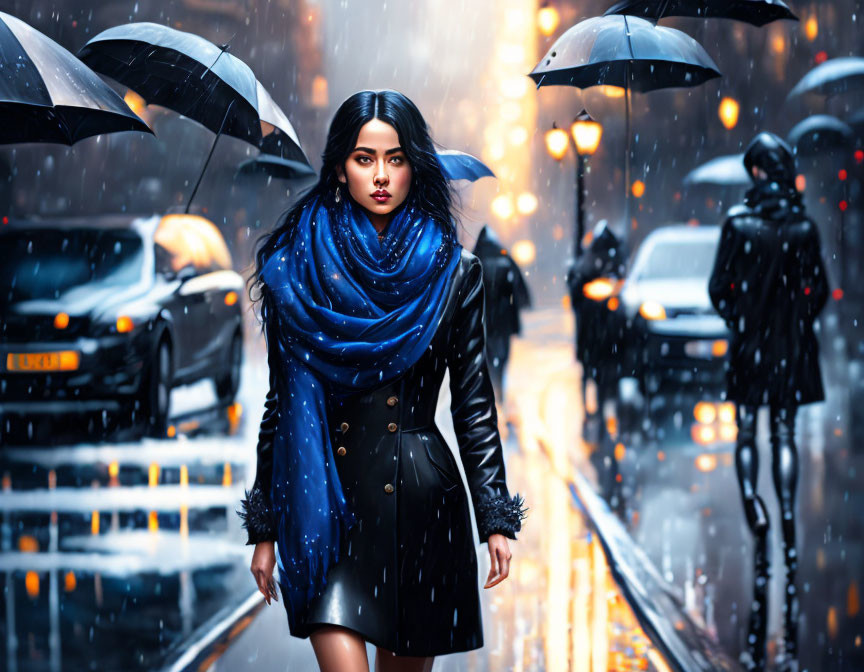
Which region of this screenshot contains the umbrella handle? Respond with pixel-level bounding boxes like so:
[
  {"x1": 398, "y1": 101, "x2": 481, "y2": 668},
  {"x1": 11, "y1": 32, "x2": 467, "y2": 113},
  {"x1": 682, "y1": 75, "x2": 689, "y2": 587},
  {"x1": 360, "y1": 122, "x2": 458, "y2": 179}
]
[{"x1": 185, "y1": 99, "x2": 236, "y2": 214}]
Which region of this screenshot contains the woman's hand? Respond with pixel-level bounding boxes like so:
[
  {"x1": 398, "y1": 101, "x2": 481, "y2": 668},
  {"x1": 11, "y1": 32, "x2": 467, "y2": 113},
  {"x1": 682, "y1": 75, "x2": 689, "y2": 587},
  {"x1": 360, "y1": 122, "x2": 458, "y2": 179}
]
[
  {"x1": 483, "y1": 534, "x2": 512, "y2": 589},
  {"x1": 251, "y1": 541, "x2": 279, "y2": 605}
]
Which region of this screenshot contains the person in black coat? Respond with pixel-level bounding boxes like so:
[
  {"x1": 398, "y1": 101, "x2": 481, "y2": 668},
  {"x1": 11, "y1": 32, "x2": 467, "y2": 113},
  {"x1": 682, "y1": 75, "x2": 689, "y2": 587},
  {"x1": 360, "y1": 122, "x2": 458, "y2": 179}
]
[
  {"x1": 237, "y1": 91, "x2": 526, "y2": 671},
  {"x1": 566, "y1": 221, "x2": 628, "y2": 428},
  {"x1": 472, "y1": 224, "x2": 532, "y2": 403},
  {"x1": 708, "y1": 132, "x2": 829, "y2": 672}
]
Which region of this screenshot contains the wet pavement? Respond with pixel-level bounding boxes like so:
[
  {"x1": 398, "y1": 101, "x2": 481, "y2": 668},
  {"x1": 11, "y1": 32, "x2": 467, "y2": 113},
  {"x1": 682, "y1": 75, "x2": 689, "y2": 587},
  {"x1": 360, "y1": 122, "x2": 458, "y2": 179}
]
[
  {"x1": 215, "y1": 309, "x2": 675, "y2": 671},
  {"x1": 3, "y1": 307, "x2": 862, "y2": 671},
  {"x1": 0, "y1": 352, "x2": 267, "y2": 672}
]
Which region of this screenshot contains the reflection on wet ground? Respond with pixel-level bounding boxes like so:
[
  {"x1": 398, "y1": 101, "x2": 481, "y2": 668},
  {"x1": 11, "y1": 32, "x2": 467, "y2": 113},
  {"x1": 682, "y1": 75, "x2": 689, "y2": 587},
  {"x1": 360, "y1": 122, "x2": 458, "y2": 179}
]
[
  {"x1": 0, "y1": 371, "x2": 263, "y2": 672},
  {"x1": 6, "y1": 307, "x2": 860, "y2": 671},
  {"x1": 572, "y1": 307, "x2": 864, "y2": 671}
]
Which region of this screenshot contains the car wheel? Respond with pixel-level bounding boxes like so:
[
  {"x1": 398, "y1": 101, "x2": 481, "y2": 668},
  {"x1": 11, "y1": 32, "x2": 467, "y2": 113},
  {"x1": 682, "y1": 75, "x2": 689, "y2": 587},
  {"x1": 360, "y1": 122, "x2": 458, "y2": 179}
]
[
  {"x1": 142, "y1": 339, "x2": 172, "y2": 438},
  {"x1": 215, "y1": 331, "x2": 242, "y2": 404}
]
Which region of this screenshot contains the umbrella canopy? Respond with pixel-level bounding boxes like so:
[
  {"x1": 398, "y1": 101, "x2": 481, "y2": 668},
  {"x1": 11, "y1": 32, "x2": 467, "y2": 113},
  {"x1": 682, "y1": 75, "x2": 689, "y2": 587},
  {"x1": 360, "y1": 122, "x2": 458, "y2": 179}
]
[
  {"x1": 77, "y1": 22, "x2": 308, "y2": 164},
  {"x1": 528, "y1": 15, "x2": 721, "y2": 92},
  {"x1": 436, "y1": 150, "x2": 496, "y2": 182},
  {"x1": 0, "y1": 11, "x2": 151, "y2": 145},
  {"x1": 683, "y1": 154, "x2": 750, "y2": 186},
  {"x1": 787, "y1": 115, "x2": 854, "y2": 156},
  {"x1": 529, "y1": 15, "x2": 720, "y2": 238},
  {"x1": 236, "y1": 155, "x2": 317, "y2": 181},
  {"x1": 604, "y1": 0, "x2": 798, "y2": 26},
  {"x1": 788, "y1": 57, "x2": 864, "y2": 100}
]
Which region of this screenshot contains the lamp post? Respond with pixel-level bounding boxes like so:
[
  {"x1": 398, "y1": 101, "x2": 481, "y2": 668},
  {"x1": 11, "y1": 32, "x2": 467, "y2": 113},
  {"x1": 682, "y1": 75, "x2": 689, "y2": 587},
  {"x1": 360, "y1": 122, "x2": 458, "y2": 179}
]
[{"x1": 546, "y1": 110, "x2": 603, "y2": 257}]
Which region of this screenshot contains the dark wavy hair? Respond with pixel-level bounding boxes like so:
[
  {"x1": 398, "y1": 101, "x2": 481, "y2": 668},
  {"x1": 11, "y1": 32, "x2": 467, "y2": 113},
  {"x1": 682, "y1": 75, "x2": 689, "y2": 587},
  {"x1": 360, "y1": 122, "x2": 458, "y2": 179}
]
[{"x1": 246, "y1": 89, "x2": 458, "y2": 329}]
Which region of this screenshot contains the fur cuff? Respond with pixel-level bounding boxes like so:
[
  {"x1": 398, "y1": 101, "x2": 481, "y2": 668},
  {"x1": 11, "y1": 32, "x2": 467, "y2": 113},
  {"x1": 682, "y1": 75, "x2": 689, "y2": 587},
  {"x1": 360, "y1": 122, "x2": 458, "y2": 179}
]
[
  {"x1": 476, "y1": 492, "x2": 528, "y2": 541},
  {"x1": 236, "y1": 485, "x2": 278, "y2": 545}
]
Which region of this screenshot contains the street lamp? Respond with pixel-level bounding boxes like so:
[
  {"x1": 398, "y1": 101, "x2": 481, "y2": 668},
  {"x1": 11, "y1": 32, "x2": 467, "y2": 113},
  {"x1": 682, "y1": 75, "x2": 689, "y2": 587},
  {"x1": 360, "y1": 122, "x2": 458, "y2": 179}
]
[
  {"x1": 545, "y1": 111, "x2": 603, "y2": 257},
  {"x1": 544, "y1": 123, "x2": 569, "y2": 160},
  {"x1": 570, "y1": 111, "x2": 602, "y2": 257},
  {"x1": 537, "y1": 2, "x2": 560, "y2": 37}
]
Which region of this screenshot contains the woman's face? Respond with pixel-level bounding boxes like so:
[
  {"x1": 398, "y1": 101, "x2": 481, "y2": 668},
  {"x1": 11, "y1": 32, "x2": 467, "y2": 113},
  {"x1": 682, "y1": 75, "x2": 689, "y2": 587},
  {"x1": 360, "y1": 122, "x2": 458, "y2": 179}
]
[{"x1": 338, "y1": 118, "x2": 412, "y2": 220}]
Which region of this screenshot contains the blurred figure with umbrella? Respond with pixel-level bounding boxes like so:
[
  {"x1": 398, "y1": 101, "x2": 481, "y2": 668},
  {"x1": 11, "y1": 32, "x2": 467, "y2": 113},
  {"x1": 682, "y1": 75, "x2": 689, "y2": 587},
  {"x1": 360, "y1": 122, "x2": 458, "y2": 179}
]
[
  {"x1": 709, "y1": 132, "x2": 829, "y2": 672},
  {"x1": 472, "y1": 224, "x2": 532, "y2": 404},
  {"x1": 566, "y1": 221, "x2": 628, "y2": 439}
]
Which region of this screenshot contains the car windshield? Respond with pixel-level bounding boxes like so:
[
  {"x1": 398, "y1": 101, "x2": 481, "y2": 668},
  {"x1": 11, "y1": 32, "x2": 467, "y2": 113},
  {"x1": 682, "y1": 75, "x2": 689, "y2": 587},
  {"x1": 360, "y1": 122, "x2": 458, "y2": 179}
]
[
  {"x1": 0, "y1": 228, "x2": 144, "y2": 303},
  {"x1": 634, "y1": 238, "x2": 717, "y2": 280}
]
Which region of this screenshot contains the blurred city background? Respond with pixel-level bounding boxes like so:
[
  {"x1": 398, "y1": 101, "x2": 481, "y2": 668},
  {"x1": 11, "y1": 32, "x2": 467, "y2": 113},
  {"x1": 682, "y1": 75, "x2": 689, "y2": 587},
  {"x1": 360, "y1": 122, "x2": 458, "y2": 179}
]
[{"x1": 1, "y1": 1, "x2": 862, "y2": 671}]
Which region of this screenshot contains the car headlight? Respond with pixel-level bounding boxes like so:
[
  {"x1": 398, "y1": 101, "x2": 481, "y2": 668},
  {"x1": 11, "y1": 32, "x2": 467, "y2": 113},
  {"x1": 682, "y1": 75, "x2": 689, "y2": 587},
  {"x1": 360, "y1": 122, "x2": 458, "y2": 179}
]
[
  {"x1": 116, "y1": 315, "x2": 135, "y2": 333},
  {"x1": 583, "y1": 278, "x2": 614, "y2": 301},
  {"x1": 639, "y1": 301, "x2": 666, "y2": 321}
]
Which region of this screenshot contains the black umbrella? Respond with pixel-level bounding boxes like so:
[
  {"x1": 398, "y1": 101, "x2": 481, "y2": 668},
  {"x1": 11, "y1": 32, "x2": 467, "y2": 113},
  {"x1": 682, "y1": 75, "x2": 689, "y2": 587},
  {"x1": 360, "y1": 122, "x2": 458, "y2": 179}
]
[
  {"x1": 236, "y1": 155, "x2": 317, "y2": 181},
  {"x1": 78, "y1": 22, "x2": 309, "y2": 211},
  {"x1": 787, "y1": 115, "x2": 854, "y2": 157},
  {"x1": 788, "y1": 57, "x2": 864, "y2": 100},
  {"x1": 604, "y1": 0, "x2": 798, "y2": 26},
  {"x1": 0, "y1": 11, "x2": 150, "y2": 145},
  {"x1": 529, "y1": 14, "x2": 720, "y2": 233}
]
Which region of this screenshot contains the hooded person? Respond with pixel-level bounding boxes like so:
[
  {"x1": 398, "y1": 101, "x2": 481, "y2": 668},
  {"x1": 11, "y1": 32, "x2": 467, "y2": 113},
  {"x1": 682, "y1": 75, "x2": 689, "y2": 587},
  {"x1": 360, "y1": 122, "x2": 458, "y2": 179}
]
[
  {"x1": 472, "y1": 224, "x2": 532, "y2": 402},
  {"x1": 565, "y1": 220, "x2": 628, "y2": 400},
  {"x1": 708, "y1": 131, "x2": 829, "y2": 672}
]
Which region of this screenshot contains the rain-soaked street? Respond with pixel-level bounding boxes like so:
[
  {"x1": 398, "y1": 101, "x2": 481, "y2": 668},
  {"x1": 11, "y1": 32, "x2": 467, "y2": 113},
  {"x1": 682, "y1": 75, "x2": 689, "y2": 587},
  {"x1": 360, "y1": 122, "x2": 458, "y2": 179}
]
[
  {"x1": 7, "y1": 307, "x2": 862, "y2": 671},
  {"x1": 2, "y1": 0, "x2": 864, "y2": 670}
]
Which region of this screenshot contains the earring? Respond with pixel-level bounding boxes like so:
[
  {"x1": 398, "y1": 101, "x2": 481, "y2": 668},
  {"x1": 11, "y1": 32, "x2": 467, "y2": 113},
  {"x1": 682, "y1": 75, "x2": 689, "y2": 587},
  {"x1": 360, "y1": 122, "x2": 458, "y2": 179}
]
[{"x1": 334, "y1": 185, "x2": 342, "y2": 204}]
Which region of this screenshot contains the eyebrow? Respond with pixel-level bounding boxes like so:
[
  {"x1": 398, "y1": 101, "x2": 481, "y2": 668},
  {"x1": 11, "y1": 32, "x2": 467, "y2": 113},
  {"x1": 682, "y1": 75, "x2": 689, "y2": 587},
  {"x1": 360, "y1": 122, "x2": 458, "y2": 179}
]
[{"x1": 352, "y1": 146, "x2": 404, "y2": 155}]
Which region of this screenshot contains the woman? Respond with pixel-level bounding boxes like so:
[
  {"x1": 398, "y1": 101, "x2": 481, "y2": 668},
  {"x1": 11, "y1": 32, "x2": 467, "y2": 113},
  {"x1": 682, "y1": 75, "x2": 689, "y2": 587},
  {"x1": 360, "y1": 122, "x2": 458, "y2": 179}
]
[
  {"x1": 237, "y1": 90, "x2": 526, "y2": 672},
  {"x1": 708, "y1": 132, "x2": 829, "y2": 671}
]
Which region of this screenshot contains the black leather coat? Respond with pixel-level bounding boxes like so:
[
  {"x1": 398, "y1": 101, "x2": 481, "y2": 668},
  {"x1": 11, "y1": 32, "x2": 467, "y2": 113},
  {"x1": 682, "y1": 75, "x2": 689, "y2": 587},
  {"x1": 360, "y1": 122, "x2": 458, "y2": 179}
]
[
  {"x1": 238, "y1": 249, "x2": 526, "y2": 656},
  {"x1": 472, "y1": 225, "x2": 532, "y2": 341},
  {"x1": 708, "y1": 136, "x2": 829, "y2": 407}
]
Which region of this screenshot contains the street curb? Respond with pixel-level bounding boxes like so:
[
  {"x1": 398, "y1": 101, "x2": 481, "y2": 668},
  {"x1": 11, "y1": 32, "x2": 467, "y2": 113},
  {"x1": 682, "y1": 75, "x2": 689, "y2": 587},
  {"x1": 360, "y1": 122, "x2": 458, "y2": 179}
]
[
  {"x1": 160, "y1": 589, "x2": 265, "y2": 672},
  {"x1": 568, "y1": 468, "x2": 742, "y2": 671}
]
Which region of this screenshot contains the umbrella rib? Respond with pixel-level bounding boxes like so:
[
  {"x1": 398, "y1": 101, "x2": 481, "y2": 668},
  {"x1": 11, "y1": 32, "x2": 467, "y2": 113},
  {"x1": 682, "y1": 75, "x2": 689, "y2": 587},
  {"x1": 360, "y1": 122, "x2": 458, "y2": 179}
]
[
  {"x1": 201, "y1": 36, "x2": 233, "y2": 80},
  {"x1": 623, "y1": 15, "x2": 636, "y2": 61}
]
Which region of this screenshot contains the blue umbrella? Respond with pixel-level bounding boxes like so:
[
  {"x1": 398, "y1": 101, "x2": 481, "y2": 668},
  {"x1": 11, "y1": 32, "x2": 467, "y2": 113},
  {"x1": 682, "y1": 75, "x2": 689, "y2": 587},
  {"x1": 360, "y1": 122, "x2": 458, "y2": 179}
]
[
  {"x1": 788, "y1": 57, "x2": 864, "y2": 100},
  {"x1": 0, "y1": 11, "x2": 150, "y2": 145},
  {"x1": 436, "y1": 150, "x2": 495, "y2": 182},
  {"x1": 683, "y1": 154, "x2": 749, "y2": 186}
]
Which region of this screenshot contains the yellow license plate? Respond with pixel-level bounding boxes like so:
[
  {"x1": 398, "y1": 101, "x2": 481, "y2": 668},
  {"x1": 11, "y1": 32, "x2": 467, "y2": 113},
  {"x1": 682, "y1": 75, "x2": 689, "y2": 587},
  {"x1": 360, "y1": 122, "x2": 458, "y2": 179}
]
[{"x1": 6, "y1": 351, "x2": 80, "y2": 372}]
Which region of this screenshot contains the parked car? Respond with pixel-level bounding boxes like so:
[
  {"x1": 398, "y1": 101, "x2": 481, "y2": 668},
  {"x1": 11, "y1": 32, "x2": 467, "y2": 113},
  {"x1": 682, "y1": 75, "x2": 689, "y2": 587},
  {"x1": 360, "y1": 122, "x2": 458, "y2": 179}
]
[
  {"x1": 0, "y1": 213, "x2": 245, "y2": 438},
  {"x1": 618, "y1": 225, "x2": 730, "y2": 397}
]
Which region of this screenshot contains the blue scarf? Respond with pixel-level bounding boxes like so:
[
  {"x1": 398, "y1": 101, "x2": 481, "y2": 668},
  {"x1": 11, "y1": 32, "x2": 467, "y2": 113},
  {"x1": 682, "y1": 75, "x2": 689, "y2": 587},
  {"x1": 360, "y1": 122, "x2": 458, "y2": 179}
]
[{"x1": 259, "y1": 195, "x2": 461, "y2": 620}]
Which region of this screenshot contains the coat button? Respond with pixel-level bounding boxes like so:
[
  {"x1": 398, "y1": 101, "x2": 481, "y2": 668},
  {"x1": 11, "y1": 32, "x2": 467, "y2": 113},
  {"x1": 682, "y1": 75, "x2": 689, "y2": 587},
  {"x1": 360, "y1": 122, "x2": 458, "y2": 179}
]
[
  {"x1": 387, "y1": 422, "x2": 397, "y2": 432},
  {"x1": 386, "y1": 395, "x2": 398, "y2": 407},
  {"x1": 336, "y1": 446, "x2": 347, "y2": 456},
  {"x1": 340, "y1": 422, "x2": 349, "y2": 432},
  {"x1": 384, "y1": 483, "x2": 394, "y2": 494}
]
